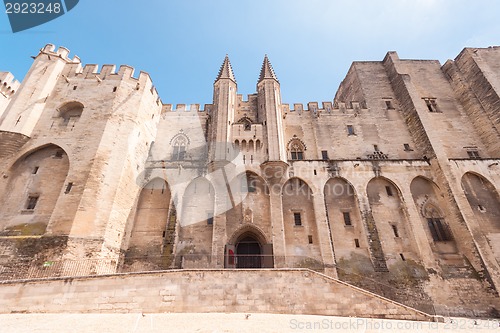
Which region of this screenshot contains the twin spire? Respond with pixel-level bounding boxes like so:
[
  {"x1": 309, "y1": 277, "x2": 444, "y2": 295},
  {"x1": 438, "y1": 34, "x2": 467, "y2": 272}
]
[
  {"x1": 216, "y1": 55, "x2": 236, "y2": 83},
  {"x1": 215, "y1": 54, "x2": 278, "y2": 83},
  {"x1": 258, "y1": 55, "x2": 278, "y2": 83}
]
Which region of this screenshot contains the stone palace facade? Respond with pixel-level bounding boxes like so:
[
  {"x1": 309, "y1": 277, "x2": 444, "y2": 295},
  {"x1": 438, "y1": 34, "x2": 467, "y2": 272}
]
[{"x1": 0, "y1": 44, "x2": 499, "y2": 316}]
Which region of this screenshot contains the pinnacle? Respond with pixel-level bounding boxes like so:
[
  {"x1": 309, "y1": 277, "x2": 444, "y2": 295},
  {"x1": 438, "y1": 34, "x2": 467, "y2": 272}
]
[
  {"x1": 215, "y1": 55, "x2": 236, "y2": 83},
  {"x1": 258, "y1": 54, "x2": 278, "y2": 83}
]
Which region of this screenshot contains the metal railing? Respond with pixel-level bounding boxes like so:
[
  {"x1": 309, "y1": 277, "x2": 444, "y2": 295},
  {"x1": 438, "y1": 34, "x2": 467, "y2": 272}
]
[
  {"x1": 0, "y1": 255, "x2": 433, "y2": 313},
  {"x1": 0, "y1": 255, "x2": 326, "y2": 281},
  {"x1": 0, "y1": 259, "x2": 116, "y2": 281}
]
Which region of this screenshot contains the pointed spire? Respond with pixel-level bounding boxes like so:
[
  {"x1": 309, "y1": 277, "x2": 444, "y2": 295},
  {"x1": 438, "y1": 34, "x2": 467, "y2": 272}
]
[
  {"x1": 215, "y1": 55, "x2": 236, "y2": 83},
  {"x1": 258, "y1": 55, "x2": 278, "y2": 83}
]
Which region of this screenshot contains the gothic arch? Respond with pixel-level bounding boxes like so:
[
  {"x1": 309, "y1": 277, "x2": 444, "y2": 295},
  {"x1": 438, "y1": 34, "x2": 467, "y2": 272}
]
[
  {"x1": 57, "y1": 101, "x2": 84, "y2": 126},
  {"x1": 410, "y1": 176, "x2": 456, "y2": 250},
  {"x1": 228, "y1": 224, "x2": 269, "y2": 246},
  {"x1": 421, "y1": 199, "x2": 445, "y2": 219},
  {"x1": 366, "y1": 176, "x2": 416, "y2": 265},
  {"x1": 232, "y1": 171, "x2": 270, "y2": 196},
  {"x1": 0, "y1": 144, "x2": 70, "y2": 236},
  {"x1": 366, "y1": 176, "x2": 403, "y2": 201},
  {"x1": 181, "y1": 177, "x2": 215, "y2": 226},
  {"x1": 324, "y1": 177, "x2": 368, "y2": 259},
  {"x1": 10, "y1": 143, "x2": 71, "y2": 170},
  {"x1": 282, "y1": 177, "x2": 321, "y2": 265},
  {"x1": 236, "y1": 116, "x2": 253, "y2": 131},
  {"x1": 170, "y1": 131, "x2": 190, "y2": 161},
  {"x1": 461, "y1": 172, "x2": 500, "y2": 233},
  {"x1": 124, "y1": 178, "x2": 172, "y2": 268},
  {"x1": 287, "y1": 137, "x2": 306, "y2": 160},
  {"x1": 178, "y1": 177, "x2": 215, "y2": 262},
  {"x1": 225, "y1": 171, "x2": 271, "y2": 254},
  {"x1": 236, "y1": 116, "x2": 254, "y2": 124}
]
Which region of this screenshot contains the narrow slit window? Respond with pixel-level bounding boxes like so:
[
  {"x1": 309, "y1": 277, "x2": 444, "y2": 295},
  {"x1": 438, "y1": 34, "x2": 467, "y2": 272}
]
[
  {"x1": 308, "y1": 235, "x2": 313, "y2": 244},
  {"x1": 347, "y1": 125, "x2": 355, "y2": 135},
  {"x1": 354, "y1": 239, "x2": 360, "y2": 248},
  {"x1": 467, "y1": 150, "x2": 480, "y2": 159},
  {"x1": 392, "y1": 225, "x2": 399, "y2": 237},
  {"x1": 32, "y1": 166, "x2": 39, "y2": 174},
  {"x1": 400, "y1": 253, "x2": 406, "y2": 261},
  {"x1": 385, "y1": 100, "x2": 394, "y2": 109},
  {"x1": 64, "y1": 182, "x2": 73, "y2": 194},
  {"x1": 343, "y1": 212, "x2": 352, "y2": 226},
  {"x1": 321, "y1": 150, "x2": 329, "y2": 160},
  {"x1": 423, "y1": 98, "x2": 439, "y2": 113},
  {"x1": 403, "y1": 143, "x2": 412, "y2": 151},
  {"x1": 294, "y1": 212, "x2": 302, "y2": 226},
  {"x1": 26, "y1": 196, "x2": 39, "y2": 210},
  {"x1": 385, "y1": 186, "x2": 393, "y2": 196}
]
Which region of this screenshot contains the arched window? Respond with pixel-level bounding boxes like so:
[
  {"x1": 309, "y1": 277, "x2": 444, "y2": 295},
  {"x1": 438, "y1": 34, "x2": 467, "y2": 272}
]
[
  {"x1": 237, "y1": 116, "x2": 253, "y2": 131},
  {"x1": 288, "y1": 138, "x2": 305, "y2": 160},
  {"x1": 422, "y1": 202, "x2": 451, "y2": 242},
  {"x1": 58, "y1": 101, "x2": 84, "y2": 126},
  {"x1": 240, "y1": 173, "x2": 257, "y2": 193},
  {"x1": 170, "y1": 132, "x2": 189, "y2": 161}
]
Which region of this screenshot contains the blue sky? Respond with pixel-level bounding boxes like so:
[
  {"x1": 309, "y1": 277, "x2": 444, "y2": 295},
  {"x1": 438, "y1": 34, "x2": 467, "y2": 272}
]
[{"x1": 0, "y1": 0, "x2": 499, "y2": 107}]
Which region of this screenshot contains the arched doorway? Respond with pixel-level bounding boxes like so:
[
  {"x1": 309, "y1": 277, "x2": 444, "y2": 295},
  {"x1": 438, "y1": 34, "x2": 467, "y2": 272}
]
[
  {"x1": 236, "y1": 235, "x2": 262, "y2": 268},
  {"x1": 225, "y1": 226, "x2": 273, "y2": 269}
]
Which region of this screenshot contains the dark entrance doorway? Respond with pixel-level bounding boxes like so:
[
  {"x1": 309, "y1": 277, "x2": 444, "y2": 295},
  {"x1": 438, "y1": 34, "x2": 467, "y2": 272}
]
[{"x1": 236, "y1": 236, "x2": 261, "y2": 268}]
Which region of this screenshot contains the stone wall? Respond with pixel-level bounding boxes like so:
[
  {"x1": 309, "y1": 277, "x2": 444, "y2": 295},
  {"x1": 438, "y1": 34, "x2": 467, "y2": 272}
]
[{"x1": 0, "y1": 269, "x2": 433, "y2": 321}]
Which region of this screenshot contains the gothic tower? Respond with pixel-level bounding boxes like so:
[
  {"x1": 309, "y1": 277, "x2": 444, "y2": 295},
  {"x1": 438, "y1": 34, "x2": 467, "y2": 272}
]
[
  {"x1": 209, "y1": 55, "x2": 237, "y2": 162},
  {"x1": 257, "y1": 55, "x2": 286, "y2": 161}
]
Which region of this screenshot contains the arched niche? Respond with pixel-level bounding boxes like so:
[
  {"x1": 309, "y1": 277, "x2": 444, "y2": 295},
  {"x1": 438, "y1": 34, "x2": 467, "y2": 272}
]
[
  {"x1": 177, "y1": 177, "x2": 215, "y2": 266},
  {"x1": 324, "y1": 177, "x2": 368, "y2": 259},
  {"x1": 126, "y1": 178, "x2": 171, "y2": 261},
  {"x1": 366, "y1": 177, "x2": 416, "y2": 264},
  {"x1": 0, "y1": 144, "x2": 70, "y2": 236},
  {"x1": 226, "y1": 172, "x2": 271, "y2": 251},
  {"x1": 461, "y1": 172, "x2": 500, "y2": 234},
  {"x1": 410, "y1": 176, "x2": 457, "y2": 254},
  {"x1": 58, "y1": 101, "x2": 84, "y2": 126},
  {"x1": 281, "y1": 177, "x2": 321, "y2": 265}
]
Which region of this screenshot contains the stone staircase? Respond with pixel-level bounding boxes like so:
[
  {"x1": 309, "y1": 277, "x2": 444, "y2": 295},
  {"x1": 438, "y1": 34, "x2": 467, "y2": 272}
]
[
  {"x1": 162, "y1": 206, "x2": 177, "y2": 268},
  {"x1": 364, "y1": 211, "x2": 389, "y2": 272},
  {"x1": 0, "y1": 131, "x2": 30, "y2": 159}
]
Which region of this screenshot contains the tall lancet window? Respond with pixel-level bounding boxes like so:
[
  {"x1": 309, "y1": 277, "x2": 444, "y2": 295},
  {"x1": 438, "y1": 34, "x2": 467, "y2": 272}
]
[
  {"x1": 288, "y1": 137, "x2": 306, "y2": 160},
  {"x1": 171, "y1": 132, "x2": 189, "y2": 161}
]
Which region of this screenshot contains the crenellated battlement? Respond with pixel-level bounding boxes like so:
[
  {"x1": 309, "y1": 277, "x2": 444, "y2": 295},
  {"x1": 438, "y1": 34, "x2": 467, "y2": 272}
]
[
  {"x1": 38, "y1": 43, "x2": 81, "y2": 64},
  {"x1": 282, "y1": 100, "x2": 367, "y2": 117},
  {"x1": 37, "y1": 44, "x2": 161, "y2": 104},
  {"x1": 0, "y1": 72, "x2": 20, "y2": 97},
  {"x1": 162, "y1": 103, "x2": 213, "y2": 114}
]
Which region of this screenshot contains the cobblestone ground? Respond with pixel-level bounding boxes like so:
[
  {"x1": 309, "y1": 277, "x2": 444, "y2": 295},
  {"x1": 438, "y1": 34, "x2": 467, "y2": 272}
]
[{"x1": 1, "y1": 313, "x2": 499, "y2": 333}]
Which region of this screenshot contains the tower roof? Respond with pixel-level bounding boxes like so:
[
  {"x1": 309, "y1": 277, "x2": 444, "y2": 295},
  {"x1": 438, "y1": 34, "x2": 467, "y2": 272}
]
[
  {"x1": 258, "y1": 55, "x2": 278, "y2": 83},
  {"x1": 215, "y1": 55, "x2": 236, "y2": 83}
]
